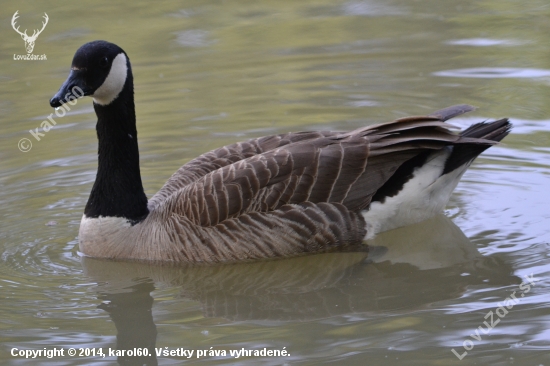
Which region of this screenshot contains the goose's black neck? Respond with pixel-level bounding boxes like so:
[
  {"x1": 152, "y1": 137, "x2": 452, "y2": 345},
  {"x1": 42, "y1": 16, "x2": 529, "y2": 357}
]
[{"x1": 84, "y1": 70, "x2": 149, "y2": 223}]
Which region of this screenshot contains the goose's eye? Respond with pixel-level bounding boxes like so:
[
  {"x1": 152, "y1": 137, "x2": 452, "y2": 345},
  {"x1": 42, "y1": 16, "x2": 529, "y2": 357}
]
[{"x1": 99, "y1": 57, "x2": 109, "y2": 68}]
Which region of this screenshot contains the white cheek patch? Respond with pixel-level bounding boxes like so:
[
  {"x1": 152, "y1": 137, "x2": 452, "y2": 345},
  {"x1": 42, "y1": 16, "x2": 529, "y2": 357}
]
[{"x1": 93, "y1": 53, "x2": 128, "y2": 106}]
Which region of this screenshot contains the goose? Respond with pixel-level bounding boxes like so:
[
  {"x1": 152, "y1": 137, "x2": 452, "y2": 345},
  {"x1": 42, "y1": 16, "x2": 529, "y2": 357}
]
[{"x1": 50, "y1": 40, "x2": 511, "y2": 263}]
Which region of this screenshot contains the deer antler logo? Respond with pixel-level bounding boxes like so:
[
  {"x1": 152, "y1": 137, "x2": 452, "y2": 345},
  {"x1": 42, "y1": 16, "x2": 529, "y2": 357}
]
[{"x1": 12, "y1": 11, "x2": 49, "y2": 54}]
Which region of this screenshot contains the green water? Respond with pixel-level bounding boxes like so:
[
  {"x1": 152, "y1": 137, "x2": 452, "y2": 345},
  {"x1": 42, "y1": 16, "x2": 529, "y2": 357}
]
[{"x1": 1, "y1": 0, "x2": 550, "y2": 365}]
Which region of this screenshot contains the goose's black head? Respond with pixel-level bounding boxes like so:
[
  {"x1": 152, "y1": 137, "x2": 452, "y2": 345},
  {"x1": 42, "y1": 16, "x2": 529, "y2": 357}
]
[{"x1": 50, "y1": 40, "x2": 131, "y2": 108}]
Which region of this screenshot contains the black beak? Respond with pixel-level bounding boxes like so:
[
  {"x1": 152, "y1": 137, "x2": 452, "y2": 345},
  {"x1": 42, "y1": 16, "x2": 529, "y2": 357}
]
[{"x1": 50, "y1": 70, "x2": 90, "y2": 108}]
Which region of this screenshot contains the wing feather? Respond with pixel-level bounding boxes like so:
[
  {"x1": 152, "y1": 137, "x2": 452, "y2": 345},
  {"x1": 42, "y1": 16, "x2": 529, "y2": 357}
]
[
  {"x1": 148, "y1": 131, "x2": 340, "y2": 209},
  {"x1": 152, "y1": 104, "x2": 480, "y2": 230}
]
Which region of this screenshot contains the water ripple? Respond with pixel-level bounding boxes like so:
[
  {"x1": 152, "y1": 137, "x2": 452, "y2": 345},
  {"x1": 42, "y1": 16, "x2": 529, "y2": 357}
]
[
  {"x1": 446, "y1": 38, "x2": 527, "y2": 47},
  {"x1": 433, "y1": 67, "x2": 550, "y2": 79}
]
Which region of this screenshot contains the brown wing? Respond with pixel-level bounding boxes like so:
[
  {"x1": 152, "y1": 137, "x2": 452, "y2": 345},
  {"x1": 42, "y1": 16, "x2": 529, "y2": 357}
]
[
  {"x1": 149, "y1": 105, "x2": 478, "y2": 210},
  {"x1": 153, "y1": 109, "x2": 479, "y2": 227},
  {"x1": 147, "y1": 131, "x2": 340, "y2": 210}
]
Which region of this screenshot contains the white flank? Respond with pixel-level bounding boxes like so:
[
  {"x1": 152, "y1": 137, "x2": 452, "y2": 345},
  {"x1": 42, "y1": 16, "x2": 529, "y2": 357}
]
[
  {"x1": 92, "y1": 53, "x2": 127, "y2": 105},
  {"x1": 362, "y1": 148, "x2": 470, "y2": 239}
]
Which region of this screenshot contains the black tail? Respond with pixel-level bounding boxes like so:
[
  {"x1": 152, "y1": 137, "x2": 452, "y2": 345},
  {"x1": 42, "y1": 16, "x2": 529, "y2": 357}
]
[
  {"x1": 442, "y1": 118, "x2": 512, "y2": 175},
  {"x1": 459, "y1": 118, "x2": 512, "y2": 142}
]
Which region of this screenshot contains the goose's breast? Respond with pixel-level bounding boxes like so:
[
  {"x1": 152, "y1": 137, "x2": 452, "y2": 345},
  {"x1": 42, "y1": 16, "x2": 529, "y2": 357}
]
[{"x1": 79, "y1": 214, "x2": 134, "y2": 258}]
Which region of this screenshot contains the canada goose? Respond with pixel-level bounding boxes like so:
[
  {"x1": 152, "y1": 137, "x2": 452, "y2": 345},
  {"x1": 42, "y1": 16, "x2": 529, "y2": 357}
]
[{"x1": 50, "y1": 41, "x2": 511, "y2": 263}]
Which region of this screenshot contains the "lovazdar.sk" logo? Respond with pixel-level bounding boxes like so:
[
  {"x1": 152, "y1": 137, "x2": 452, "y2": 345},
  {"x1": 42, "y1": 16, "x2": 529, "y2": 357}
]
[{"x1": 12, "y1": 10, "x2": 48, "y2": 61}]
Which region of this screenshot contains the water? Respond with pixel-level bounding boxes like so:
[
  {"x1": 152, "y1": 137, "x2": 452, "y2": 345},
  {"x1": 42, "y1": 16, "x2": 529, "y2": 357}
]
[{"x1": 1, "y1": 0, "x2": 550, "y2": 365}]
